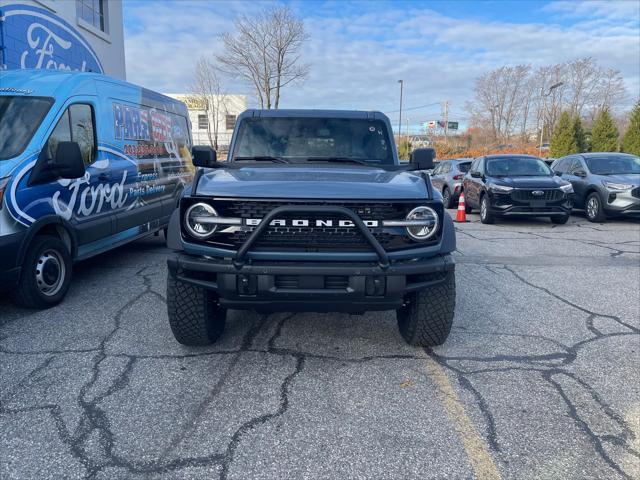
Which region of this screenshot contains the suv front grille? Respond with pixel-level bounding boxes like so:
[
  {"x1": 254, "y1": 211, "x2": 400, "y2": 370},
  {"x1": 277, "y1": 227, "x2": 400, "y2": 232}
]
[
  {"x1": 205, "y1": 200, "x2": 428, "y2": 252},
  {"x1": 511, "y1": 189, "x2": 563, "y2": 202}
]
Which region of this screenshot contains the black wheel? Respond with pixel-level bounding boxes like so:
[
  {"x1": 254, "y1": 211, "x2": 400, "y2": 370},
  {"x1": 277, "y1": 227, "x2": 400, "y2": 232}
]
[
  {"x1": 10, "y1": 235, "x2": 72, "y2": 309},
  {"x1": 551, "y1": 214, "x2": 570, "y2": 224},
  {"x1": 397, "y1": 270, "x2": 456, "y2": 347},
  {"x1": 167, "y1": 271, "x2": 226, "y2": 346},
  {"x1": 480, "y1": 194, "x2": 495, "y2": 224},
  {"x1": 585, "y1": 192, "x2": 606, "y2": 222},
  {"x1": 442, "y1": 187, "x2": 453, "y2": 209}
]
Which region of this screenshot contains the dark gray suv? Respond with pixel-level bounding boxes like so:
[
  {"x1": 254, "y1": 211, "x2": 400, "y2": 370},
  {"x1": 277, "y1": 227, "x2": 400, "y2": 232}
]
[
  {"x1": 552, "y1": 153, "x2": 640, "y2": 222},
  {"x1": 430, "y1": 158, "x2": 472, "y2": 208}
]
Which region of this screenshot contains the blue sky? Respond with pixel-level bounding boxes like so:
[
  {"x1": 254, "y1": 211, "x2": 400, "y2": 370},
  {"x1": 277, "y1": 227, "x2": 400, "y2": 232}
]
[{"x1": 123, "y1": 0, "x2": 640, "y2": 130}]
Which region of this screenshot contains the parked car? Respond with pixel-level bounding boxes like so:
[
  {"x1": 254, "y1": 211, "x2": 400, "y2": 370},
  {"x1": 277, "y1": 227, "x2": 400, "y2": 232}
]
[
  {"x1": 430, "y1": 158, "x2": 472, "y2": 208},
  {"x1": 166, "y1": 109, "x2": 457, "y2": 347},
  {"x1": 0, "y1": 70, "x2": 194, "y2": 308},
  {"x1": 461, "y1": 154, "x2": 574, "y2": 224},
  {"x1": 551, "y1": 153, "x2": 640, "y2": 222}
]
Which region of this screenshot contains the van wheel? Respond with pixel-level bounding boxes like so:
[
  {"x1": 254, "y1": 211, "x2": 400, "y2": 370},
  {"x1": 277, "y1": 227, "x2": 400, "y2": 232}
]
[
  {"x1": 167, "y1": 271, "x2": 226, "y2": 346},
  {"x1": 396, "y1": 270, "x2": 456, "y2": 346},
  {"x1": 11, "y1": 235, "x2": 72, "y2": 309}
]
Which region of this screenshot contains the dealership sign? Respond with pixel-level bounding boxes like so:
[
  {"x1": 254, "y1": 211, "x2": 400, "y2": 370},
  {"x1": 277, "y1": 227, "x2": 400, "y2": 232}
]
[{"x1": 0, "y1": 3, "x2": 103, "y2": 73}]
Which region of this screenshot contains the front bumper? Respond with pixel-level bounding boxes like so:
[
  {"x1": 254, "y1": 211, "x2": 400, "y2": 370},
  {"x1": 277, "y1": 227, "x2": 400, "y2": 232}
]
[
  {"x1": 603, "y1": 189, "x2": 640, "y2": 217},
  {"x1": 0, "y1": 231, "x2": 25, "y2": 289},
  {"x1": 168, "y1": 253, "x2": 455, "y2": 313},
  {"x1": 488, "y1": 191, "x2": 574, "y2": 217}
]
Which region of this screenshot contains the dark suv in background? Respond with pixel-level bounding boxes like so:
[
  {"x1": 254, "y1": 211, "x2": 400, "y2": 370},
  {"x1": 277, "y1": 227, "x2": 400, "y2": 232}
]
[
  {"x1": 462, "y1": 154, "x2": 574, "y2": 224},
  {"x1": 552, "y1": 153, "x2": 640, "y2": 222},
  {"x1": 431, "y1": 158, "x2": 472, "y2": 208}
]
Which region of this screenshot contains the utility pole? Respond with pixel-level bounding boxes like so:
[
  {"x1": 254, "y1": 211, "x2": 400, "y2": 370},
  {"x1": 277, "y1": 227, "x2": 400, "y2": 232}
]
[
  {"x1": 398, "y1": 80, "x2": 403, "y2": 142},
  {"x1": 442, "y1": 100, "x2": 450, "y2": 144}
]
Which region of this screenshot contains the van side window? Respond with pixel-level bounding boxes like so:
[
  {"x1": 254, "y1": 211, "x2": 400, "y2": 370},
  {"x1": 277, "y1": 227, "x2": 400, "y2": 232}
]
[
  {"x1": 46, "y1": 104, "x2": 96, "y2": 165},
  {"x1": 69, "y1": 104, "x2": 96, "y2": 165},
  {"x1": 47, "y1": 109, "x2": 72, "y2": 160}
]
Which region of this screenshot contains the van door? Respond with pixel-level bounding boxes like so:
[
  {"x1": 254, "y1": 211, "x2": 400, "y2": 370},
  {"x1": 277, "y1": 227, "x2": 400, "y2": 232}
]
[{"x1": 40, "y1": 101, "x2": 116, "y2": 246}]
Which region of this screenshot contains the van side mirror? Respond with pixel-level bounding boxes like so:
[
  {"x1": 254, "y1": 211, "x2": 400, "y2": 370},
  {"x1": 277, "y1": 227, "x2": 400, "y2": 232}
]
[
  {"x1": 410, "y1": 148, "x2": 435, "y2": 170},
  {"x1": 192, "y1": 145, "x2": 217, "y2": 168},
  {"x1": 55, "y1": 141, "x2": 86, "y2": 179}
]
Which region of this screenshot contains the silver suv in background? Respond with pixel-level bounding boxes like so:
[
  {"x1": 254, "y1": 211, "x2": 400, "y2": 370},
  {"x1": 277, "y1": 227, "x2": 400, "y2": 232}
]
[
  {"x1": 552, "y1": 153, "x2": 640, "y2": 222},
  {"x1": 430, "y1": 158, "x2": 472, "y2": 208}
]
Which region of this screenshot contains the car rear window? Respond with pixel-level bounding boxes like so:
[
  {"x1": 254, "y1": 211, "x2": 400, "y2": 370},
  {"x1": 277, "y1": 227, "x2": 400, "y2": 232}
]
[{"x1": 457, "y1": 162, "x2": 471, "y2": 173}]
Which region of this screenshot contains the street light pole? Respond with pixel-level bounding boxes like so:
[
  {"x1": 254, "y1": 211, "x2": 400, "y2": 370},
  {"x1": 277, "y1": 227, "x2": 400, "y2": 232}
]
[
  {"x1": 398, "y1": 80, "x2": 403, "y2": 142},
  {"x1": 538, "y1": 82, "x2": 564, "y2": 157}
]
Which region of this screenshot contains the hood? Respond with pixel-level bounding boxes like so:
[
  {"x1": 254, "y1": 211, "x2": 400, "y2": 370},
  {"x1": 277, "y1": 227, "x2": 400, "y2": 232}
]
[
  {"x1": 491, "y1": 175, "x2": 568, "y2": 188},
  {"x1": 592, "y1": 173, "x2": 640, "y2": 186},
  {"x1": 196, "y1": 165, "x2": 428, "y2": 199}
]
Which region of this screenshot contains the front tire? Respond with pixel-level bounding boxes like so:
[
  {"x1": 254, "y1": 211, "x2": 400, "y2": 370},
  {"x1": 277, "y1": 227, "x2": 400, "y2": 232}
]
[
  {"x1": 442, "y1": 187, "x2": 453, "y2": 209},
  {"x1": 585, "y1": 192, "x2": 606, "y2": 222},
  {"x1": 167, "y1": 271, "x2": 226, "y2": 346},
  {"x1": 397, "y1": 270, "x2": 456, "y2": 347},
  {"x1": 10, "y1": 235, "x2": 73, "y2": 309},
  {"x1": 480, "y1": 195, "x2": 495, "y2": 224}
]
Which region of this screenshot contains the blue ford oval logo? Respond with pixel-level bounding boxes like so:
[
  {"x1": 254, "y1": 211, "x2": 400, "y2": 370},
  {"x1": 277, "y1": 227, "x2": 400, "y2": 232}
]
[
  {"x1": 532, "y1": 190, "x2": 545, "y2": 196},
  {"x1": 1, "y1": 4, "x2": 104, "y2": 74}
]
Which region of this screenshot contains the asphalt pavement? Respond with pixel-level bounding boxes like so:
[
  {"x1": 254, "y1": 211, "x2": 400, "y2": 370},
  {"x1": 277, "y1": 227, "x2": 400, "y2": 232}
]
[{"x1": 1, "y1": 212, "x2": 639, "y2": 479}]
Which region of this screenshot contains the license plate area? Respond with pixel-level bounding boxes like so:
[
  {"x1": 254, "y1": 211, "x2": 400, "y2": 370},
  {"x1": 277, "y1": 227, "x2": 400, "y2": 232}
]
[{"x1": 529, "y1": 200, "x2": 546, "y2": 208}]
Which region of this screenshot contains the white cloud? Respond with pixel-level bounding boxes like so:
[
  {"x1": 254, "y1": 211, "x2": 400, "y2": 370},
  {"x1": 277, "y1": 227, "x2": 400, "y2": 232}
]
[{"x1": 123, "y1": 0, "x2": 640, "y2": 121}]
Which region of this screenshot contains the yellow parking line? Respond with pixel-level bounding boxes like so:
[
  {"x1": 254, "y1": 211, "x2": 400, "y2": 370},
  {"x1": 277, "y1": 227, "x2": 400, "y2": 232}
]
[{"x1": 423, "y1": 355, "x2": 502, "y2": 480}]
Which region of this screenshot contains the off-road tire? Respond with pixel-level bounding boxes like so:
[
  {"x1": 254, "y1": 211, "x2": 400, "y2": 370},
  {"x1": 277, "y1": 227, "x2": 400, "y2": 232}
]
[
  {"x1": 442, "y1": 187, "x2": 453, "y2": 209},
  {"x1": 585, "y1": 192, "x2": 606, "y2": 223},
  {"x1": 551, "y1": 214, "x2": 570, "y2": 224},
  {"x1": 167, "y1": 271, "x2": 226, "y2": 346},
  {"x1": 396, "y1": 270, "x2": 456, "y2": 346},
  {"x1": 11, "y1": 235, "x2": 72, "y2": 309},
  {"x1": 480, "y1": 194, "x2": 495, "y2": 224}
]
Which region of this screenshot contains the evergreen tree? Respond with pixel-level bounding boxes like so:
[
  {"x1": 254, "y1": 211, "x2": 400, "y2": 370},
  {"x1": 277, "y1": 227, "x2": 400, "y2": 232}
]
[
  {"x1": 591, "y1": 107, "x2": 619, "y2": 152},
  {"x1": 549, "y1": 111, "x2": 577, "y2": 157},
  {"x1": 621, "y1": 101, "x2": 640, "y2": 156},
  {"x1": 572, "y1": 115, "x2": 587, "y2": 153}
]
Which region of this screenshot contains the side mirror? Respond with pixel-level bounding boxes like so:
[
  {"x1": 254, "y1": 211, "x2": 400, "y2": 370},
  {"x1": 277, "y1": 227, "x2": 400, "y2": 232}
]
[
  {"x1": 574, "y1": 169, "x2": 587, "y2": 178},
  {"x1": 470, "y1": 171, "x2": 482, "y2": 178},
  {"x1": 410, "y1": 148, "x2": 435, "y2": 170},
  {"x1": 54, "y1": 141, "x2": 86, "y2": 179},
  {"x1": 192, "y1": 145, "x2": 217, "y2": 168},
  {"x1": 554, "y1": 170, "x2": 562, "y2": 176}
]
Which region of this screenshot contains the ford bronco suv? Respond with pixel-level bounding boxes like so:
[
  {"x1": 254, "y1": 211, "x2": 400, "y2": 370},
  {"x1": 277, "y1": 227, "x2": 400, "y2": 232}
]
[{"x1": 166, "y1": 110, "x2": 456, "y2": 347}]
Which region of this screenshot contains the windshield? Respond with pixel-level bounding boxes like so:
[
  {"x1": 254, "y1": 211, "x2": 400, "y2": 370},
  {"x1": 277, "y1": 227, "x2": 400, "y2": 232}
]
[
  {"x1": 585, "y1": 155, "x2": 640, "y2": 175},
  {"x1": 486, "y1": 157, "x2": 551, "y2": 176},
  {"x1": 0, "y1": 96, "x2": 54, "y2": 160},
  {"x1": 233, "y1": 117, "x2": 394, "y2": 164},
  {"x1": 457, "y1": 162, "x2": 471, "y2": 173}
]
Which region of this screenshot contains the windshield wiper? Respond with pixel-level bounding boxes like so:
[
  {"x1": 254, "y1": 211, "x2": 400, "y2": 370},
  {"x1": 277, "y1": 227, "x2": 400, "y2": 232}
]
[
  {"x1": 305, "y1": 156, "x2": 371, "y2": 166},
  {"x1": 234, "y1": 156, "x2": 289, "y2": 164}
]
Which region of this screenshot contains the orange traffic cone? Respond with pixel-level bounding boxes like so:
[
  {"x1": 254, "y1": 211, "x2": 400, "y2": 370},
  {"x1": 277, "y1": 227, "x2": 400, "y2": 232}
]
[{"x1": 455, "y1": 192, "x2": 468, "y2": 222}]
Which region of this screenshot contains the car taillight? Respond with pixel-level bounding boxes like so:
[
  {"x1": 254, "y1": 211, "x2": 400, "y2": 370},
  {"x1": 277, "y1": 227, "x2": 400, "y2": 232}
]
[
  {"x1": 453, "y1": 174, "x2": 464, "y2": 180},
  {"x1": 0, "y1": 177, "x2": 9, "y2": 210}
]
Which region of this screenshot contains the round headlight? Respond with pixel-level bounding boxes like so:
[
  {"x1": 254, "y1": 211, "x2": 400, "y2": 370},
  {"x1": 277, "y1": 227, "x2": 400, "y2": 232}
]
[
  {"x1": 405, "y1": 206, "x2": 439, "y2": 241},
  {"x1": 184, "y1": 202, "x2": 218, "y2": 239}
]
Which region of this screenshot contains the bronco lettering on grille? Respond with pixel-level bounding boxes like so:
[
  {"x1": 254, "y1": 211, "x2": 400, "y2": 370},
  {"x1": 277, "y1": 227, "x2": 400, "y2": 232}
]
[{"x1": 246, "y1": 218, "x2": 380, "y2": 227}]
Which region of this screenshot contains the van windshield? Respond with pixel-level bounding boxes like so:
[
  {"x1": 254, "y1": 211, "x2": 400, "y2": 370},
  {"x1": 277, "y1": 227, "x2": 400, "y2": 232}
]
[
  {"x1": 0, "y1": 96, "x2": 54, "y2": 160},
  {"x1": 233, "y1": 117, "x2": 394, "y2": 165}
]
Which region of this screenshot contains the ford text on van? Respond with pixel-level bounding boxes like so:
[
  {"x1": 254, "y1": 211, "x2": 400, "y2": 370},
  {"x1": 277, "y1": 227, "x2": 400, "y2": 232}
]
[{"x1": 0, "y1": 70, "x2": 194, "y2": 308}]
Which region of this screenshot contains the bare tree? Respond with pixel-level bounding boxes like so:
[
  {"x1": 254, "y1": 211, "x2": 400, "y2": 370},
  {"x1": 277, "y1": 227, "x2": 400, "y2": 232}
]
[
  {"x1": 217, "y1": 6, "x2": 309, "y2": 109},
  {"x1": 189, "y1": 57, "x2": 226, "y2": 150}
]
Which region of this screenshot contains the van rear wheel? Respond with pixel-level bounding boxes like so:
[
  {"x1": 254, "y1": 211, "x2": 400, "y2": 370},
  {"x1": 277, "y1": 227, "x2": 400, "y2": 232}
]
[
  {"x1": 167, "y1": 271, "x2": 226, "y2": 346},
  {"x1": 11, "y1": 235, "x2": 73, "y2": 309}
]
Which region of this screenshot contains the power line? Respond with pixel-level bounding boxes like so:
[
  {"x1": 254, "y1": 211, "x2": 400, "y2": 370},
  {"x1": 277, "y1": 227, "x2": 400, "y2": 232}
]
[{"x1": 384, "y1": 101, "x2": 441, "y2": 115}]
